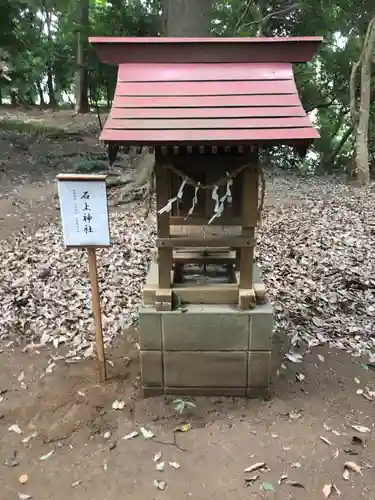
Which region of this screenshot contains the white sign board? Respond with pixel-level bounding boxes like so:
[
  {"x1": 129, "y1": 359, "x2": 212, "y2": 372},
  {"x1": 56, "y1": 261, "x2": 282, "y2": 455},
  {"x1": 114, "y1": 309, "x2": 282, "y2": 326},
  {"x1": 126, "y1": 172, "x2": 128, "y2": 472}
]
[{"x1": 57, "y1": 175, "x2": 110, "y2": 247}]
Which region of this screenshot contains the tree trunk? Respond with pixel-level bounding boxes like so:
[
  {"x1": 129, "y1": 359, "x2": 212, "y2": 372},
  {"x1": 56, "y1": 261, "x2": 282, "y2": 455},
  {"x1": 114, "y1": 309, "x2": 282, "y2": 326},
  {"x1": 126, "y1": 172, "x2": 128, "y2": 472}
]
[
  {"x1": 75, "y1": 0, "x2": 90, "y2": 114},
  {"x1": 350, "y1": 16, "x2": 375, "y2": 186},
  {"x1": 37, "y1": 81, "x2": 46, "y2": 108},
  {"x1": 106, "y1": 82, "x2": 111, "y2": 109},
  {"x1": 165, "y1": 0, "x2": 212, "y2": 36},
  {"x1": 47, "y1": 68, "x2": 57, "y2": 107},
  {"x1": 11, "y1": 91, "x2": 17, "y2": 106},
  {"x1": 320, "y1": 126, "x2": 354, "y2": 172},
  {"x1": 44, "y1": 8, "x2": 57, "y2": 108}
]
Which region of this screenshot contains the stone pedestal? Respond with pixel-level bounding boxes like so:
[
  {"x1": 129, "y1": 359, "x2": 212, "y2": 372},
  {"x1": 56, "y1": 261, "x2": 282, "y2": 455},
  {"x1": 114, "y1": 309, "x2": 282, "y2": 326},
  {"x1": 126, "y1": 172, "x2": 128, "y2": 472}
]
[{"x1": 139, "y1": 301, "x2": 274, "y2": 398}]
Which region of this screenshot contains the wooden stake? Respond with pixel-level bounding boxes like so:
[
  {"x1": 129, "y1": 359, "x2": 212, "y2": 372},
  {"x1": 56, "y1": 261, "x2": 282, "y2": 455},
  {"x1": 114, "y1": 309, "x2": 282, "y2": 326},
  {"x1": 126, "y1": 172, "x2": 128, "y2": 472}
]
[{"x1": 87, "y1": 248, "x2": 107, "y2": 382}]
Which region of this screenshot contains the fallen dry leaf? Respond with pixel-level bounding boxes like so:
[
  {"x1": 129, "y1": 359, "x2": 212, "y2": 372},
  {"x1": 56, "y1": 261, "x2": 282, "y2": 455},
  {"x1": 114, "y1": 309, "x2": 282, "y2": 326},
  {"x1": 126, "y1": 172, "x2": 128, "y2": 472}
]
[
  {"x1": 323, "y1": 484, "x2": 341, "y2": 497},
  {"x1": 168, "y1": 461, "x2": 180, "y2": 469},
  {"x1": 244, "y1": 462, "x2": 266, "y2": 473},
  {"x1": 278, "y1": 474, "x2": 288, "y2": 484},
  {"x1": 9, "y1": 424, "x2": 22, "y2": 435},
  {"x1": 103, "y1": 431, "x2": 111, "y2": 440},
  {"x1": 21, "y1": 432, "x2": 37, "y2": 444},
  {"x1": 140, "y1": 427, "x2": 154, "y2": 439},
  {"x1": 343, "y1": 468, "x2": 350, "y2": 481},
  {"x1": 71, "y1": 480, "x2": 81, "y2": 487},
  {"x1": 291, "y1": 462, "x2": 302, "y2": 468},
  {"x1": 289, "y1": 410, "x2": 301, "y2": 420},
  {"x1": 296, "y1": 373, "x2": 305, "y2": 382},
  {"x1": 122, "y1": 431, "x2": 138, "y2": 440},
  {"x1": 286, "y1": 480, "x2": 305, "y2": 488},
  {"x1": 19, "y1": 474, "x2": 28, "y2": 484},
  {"x1": 245, "y1": 474, "x2": 259, "y2": 485},
  {"x1": 175, "y1": 423, "x2": 191, "y2": 433},
  {"x1": 156, "y1": 461, "x2": 165, "y2": 472},
  {"x1": 111, "y1": 400, "x2": 125, "y2": 410},
  {"x1": 285, "y1": 352, "x2": 303, "y2": 363},
  {"x1": 18, "y1": 494, "x2": 32, "y2": 500},
  {"x1": 344, "y1": 461, "x2": 363, "y2": 475},
  {"x1": 320, "y1": 436, "x2": 332, "y2": 446},
  {"x1": 153, "y1": 452, "x2": 162, "y2": 462},
  {"x1": 332, "y1": 448, "x2": 340, "y2": 459},
  {"x1": 154, "y1": 479, "x2": 166, "y2": 490},
  {"x1": 39, "y1": 450, "x2": 54, "y2": 461},
  {"x1": 344, "y1": 448, "x2": 358, "y2": 456},
  {"x1": 317, "y1": 354, "x2": 325, "y2": 362},
  {"x1": 351, "y1": 425, "x2": 370, "y2": 434},
  {"x1": 323, "y1": 484, "x2": 332, "y2": 498}
]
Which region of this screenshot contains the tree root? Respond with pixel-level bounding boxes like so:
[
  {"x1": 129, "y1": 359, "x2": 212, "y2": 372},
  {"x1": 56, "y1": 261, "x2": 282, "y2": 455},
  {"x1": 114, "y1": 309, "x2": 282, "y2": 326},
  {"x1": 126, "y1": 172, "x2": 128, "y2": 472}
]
[{"x1": 107, "y1": 151, "x2": 155, "y2": 207}]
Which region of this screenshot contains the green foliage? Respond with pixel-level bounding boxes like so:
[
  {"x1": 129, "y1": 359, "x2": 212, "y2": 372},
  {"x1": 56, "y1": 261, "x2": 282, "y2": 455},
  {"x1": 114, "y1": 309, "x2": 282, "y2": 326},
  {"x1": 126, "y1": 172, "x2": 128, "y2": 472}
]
[
  {"x1": 75, "y1": 156, "x2": 108, "y2": 172},
  {"x1": 172, "y1": 398, "x2": 196, "y2": 413},
  {"x1": 0, "y1": 0, "x2": 374, "y2": 174},
  {"x1": 0, "y1": 117, "x2": 68, "y2": 137}
]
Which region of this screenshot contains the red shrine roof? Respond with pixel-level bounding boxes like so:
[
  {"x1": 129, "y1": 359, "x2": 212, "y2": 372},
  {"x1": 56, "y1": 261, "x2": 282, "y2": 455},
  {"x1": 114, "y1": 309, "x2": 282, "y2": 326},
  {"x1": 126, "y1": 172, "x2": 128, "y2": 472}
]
[{"x1": 89, "y1": 37, "x2": 322, "y2": 147}]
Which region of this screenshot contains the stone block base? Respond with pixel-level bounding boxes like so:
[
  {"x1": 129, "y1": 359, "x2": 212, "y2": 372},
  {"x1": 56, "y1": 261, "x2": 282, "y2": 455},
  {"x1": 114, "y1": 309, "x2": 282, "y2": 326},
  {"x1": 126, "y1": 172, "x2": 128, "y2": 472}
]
[{"x1": 139, "y1": 301, "x2": 274, "y2": 398}]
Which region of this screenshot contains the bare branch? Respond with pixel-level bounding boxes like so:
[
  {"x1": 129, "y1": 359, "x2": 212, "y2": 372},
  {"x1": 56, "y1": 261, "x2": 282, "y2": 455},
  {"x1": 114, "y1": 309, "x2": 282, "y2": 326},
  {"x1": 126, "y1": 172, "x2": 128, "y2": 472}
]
[
  {"x1": 242, "y1": 2, "x2": 299, "y2": 28},
  {"x1": 233, "y1": 0, "x2": 254, "y2": 35},
  {"x1": 305, "y1": 97, "x2": 337, "y2": 114}
]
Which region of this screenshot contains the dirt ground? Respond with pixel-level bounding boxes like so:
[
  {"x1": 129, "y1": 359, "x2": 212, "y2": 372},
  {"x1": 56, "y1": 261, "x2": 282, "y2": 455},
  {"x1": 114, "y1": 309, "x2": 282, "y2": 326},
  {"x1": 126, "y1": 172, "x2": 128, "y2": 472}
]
[{"x1": 1, "y1": 109, "x2": 375, "y2": 500}]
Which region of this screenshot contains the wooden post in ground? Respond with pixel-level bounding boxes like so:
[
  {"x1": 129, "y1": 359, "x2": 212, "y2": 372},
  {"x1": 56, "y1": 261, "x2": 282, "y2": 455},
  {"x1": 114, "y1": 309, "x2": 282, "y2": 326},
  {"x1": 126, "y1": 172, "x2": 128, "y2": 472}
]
[{"x1": 87, "y1": 247, "x2": 107, "y2": 382}]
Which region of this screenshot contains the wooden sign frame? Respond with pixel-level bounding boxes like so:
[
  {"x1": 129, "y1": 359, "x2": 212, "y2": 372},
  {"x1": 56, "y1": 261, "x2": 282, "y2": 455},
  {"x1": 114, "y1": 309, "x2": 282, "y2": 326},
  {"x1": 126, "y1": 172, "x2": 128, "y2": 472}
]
[{"x1": 56, "y1": 173, "x2": 110, "y2": 381}]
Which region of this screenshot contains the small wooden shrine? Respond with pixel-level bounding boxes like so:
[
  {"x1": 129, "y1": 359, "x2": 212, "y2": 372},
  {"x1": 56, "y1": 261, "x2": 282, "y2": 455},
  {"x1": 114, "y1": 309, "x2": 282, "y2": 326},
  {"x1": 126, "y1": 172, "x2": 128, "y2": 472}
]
[{"x1": 91, "y1": 36, "x2": 322, "y2": 397}]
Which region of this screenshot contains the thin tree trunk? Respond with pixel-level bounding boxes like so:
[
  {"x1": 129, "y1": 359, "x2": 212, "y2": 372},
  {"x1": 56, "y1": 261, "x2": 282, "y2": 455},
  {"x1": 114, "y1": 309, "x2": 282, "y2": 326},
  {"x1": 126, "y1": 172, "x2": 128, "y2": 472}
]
[
  {"x1": 321, "y1": 126, "x2": 354, "y2": 171},
  {"x1": 75, "y1": 0, "x2": 90, "y2": 114},
  {"x1": 37, "y1": 81, "x2": 46, "y2": 107},
  {"x1": 47, "y1": 68, "x2": 57, "y2": 107},
  {"x1": 45, "y1": 8, "x2": 57, "y2": 108},
  {"x1": 11, "y1": 91, "x2": 17, "y2": 106},
  {"x1": 106, "y1": 82, "x2": 111, "y2": 109},
  {"x1": 350, "y1": 16, "x2": 375, "y2": 186},
  {"x1": 165, "y1": 0, "x2": 212, "y2": 36}
]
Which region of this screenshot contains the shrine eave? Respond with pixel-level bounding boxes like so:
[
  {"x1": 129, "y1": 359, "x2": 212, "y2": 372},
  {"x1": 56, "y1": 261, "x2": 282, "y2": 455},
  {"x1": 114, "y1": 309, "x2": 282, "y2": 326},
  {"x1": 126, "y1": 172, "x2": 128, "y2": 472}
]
[
  {"x1": 90, "y1": 37, "x2": 322, "y2": 151},
  {"x1": 89, "y1": 36, "x2": 323, "y2": 64}
]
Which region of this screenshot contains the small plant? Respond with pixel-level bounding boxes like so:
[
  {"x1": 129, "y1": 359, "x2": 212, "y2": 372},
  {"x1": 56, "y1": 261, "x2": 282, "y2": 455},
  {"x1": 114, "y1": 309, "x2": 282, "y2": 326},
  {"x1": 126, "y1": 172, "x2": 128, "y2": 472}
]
[{"x1": 172, "y1": 398, "x2": 196, "y2": 413}]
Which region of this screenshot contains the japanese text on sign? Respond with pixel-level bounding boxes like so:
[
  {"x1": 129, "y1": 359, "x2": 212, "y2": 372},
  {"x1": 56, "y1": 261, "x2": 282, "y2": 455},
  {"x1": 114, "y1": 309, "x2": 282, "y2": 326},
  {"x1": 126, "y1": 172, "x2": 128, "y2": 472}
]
[{"x1": 57, "y1": 177, "x2": 110, "y2": 247}]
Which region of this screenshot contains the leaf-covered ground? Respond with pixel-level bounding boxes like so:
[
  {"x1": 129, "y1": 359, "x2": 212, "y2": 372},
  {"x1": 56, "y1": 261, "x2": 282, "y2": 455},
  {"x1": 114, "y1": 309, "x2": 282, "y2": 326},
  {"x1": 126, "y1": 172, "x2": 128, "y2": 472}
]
[
  {"x1": 258, "y1": 175, "x2": 375, "y2": 360},
  {"x1": 1, "y1": 172, "x2": 374, "y2": 366},
  {"x1": 0, "y1": 212, "x2": 155, "y2": 358}
]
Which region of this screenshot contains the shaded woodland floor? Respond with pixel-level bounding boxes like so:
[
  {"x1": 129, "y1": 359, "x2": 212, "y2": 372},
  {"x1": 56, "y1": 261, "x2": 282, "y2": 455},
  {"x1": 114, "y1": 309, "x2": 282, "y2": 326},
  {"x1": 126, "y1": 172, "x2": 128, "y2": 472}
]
[{"x1": 0, "y1": 108, "x2": 375, "y2": 500}]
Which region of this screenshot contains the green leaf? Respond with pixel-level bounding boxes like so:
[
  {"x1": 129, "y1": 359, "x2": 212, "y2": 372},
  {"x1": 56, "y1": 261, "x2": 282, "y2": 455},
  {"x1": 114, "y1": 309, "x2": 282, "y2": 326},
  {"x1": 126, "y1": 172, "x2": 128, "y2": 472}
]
[
  {"x1": 360, "y1": 364, "x2": 369, "y2": 371},
  {"x1": 262, "y1": 482, "x2": 275, "y2": 492}
]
